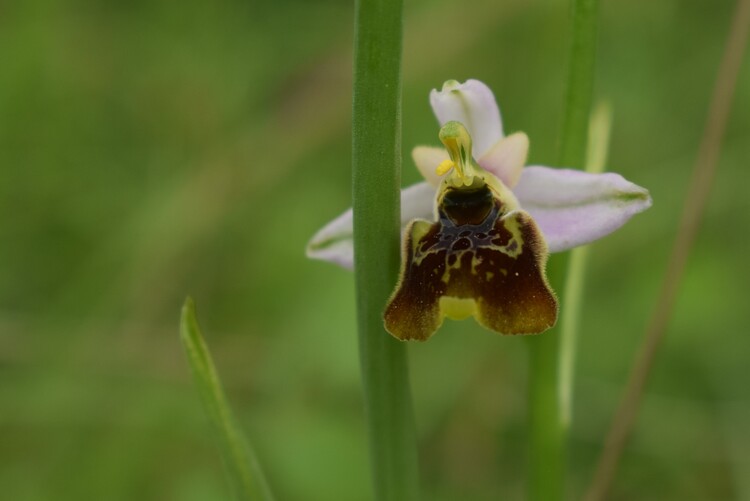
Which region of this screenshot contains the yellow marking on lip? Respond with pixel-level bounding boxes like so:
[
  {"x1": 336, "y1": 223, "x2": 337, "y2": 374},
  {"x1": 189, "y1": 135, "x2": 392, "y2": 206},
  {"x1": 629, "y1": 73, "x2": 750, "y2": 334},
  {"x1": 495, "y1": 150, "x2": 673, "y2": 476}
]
[
  {"x1": 498, "y1": 215, "x2": 524, "y2": 258},
  {"x1": 471, "y1": 254, "x2": 483, "y2": 274},
  {"x1": 441, "y1": 249, "x2": 468, "y2": 283},
  {"x1": 439, "y1": 296, "x2": 477, "y2": 320}
]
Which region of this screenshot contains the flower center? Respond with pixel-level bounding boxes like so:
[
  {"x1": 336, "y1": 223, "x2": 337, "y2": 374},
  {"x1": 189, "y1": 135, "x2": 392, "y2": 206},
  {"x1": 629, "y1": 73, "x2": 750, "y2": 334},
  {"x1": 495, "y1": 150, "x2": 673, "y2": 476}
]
[{"x1": 438, "y1": 121, "x2": 480, "y2": 187}]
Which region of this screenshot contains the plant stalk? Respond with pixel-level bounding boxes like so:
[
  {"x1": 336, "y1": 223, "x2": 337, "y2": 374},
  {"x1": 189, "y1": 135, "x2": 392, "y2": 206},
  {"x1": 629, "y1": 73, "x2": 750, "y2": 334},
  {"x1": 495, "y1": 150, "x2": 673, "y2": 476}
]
[
  {"x1": 527, "y1": 0, "x2": 600, "y2": 499},
  {"x1": 351, "y1": 0, "x2": 420, "y2": 499},
  {"x1": 584, "y1": 0, "x2": 750, "y2": 498}
]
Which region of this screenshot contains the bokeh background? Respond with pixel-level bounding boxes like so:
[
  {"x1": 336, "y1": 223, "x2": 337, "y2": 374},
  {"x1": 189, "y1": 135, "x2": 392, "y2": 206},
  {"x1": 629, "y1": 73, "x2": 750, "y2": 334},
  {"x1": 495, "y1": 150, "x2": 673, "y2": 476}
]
[{"x1": 2, "y1": 0, "x2": 749, "y2": 499}]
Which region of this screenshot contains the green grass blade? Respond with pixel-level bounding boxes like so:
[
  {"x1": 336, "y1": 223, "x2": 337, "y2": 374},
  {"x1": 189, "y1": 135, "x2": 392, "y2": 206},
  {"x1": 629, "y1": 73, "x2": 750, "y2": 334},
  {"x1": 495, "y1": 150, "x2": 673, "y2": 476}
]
[{"x1": 179, "y1": 297, "x2": 274, "y2": 501}]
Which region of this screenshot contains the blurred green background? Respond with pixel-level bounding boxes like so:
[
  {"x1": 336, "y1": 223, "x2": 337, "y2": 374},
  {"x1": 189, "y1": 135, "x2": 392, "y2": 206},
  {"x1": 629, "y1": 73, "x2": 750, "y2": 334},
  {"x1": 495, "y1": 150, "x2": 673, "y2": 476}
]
[{"x1": 2, "y1": 0, "x2": 749, "y2": 499}]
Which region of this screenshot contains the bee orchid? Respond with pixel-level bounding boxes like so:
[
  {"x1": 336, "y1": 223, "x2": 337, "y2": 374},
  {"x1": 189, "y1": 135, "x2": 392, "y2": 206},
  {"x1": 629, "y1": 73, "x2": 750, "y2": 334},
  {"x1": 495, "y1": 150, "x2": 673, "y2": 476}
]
[{"x1": 307, "y1": 79, "x2": 651, "y2": 340}]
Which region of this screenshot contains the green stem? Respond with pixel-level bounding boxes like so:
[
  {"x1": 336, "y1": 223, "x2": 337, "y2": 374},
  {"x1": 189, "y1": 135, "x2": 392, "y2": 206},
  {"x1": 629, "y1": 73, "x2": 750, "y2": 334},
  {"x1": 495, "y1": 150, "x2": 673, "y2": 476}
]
[
  {"x1": 559, "y1": 103, "x2": 611, "y2": 428},
  {"x1": 527, "y1": 330, "x2": 564, "y2": 501},
  {"x1": 351, "y1": 0, "x2": 420, "y2": 500},
  {"x1": 527, "y1": 0, "x2": 600, "y2": 500},
  {"x1": 558, "y1": 0, "x2": 601, "y2": 169}
]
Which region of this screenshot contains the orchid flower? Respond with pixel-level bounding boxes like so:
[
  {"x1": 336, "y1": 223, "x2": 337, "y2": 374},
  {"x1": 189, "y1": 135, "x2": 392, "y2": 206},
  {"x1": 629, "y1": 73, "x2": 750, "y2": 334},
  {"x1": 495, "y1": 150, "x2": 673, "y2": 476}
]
[{"x1": 307, "y1": 79, "x2": 651, "y2": 340}]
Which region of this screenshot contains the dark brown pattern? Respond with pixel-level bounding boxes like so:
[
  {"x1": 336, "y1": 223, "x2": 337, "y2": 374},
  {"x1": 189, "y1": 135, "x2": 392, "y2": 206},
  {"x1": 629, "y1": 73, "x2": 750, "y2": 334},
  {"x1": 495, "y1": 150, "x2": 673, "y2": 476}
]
[{"x1": 384, "y1": 185, "x2": 557, "y2": 341}]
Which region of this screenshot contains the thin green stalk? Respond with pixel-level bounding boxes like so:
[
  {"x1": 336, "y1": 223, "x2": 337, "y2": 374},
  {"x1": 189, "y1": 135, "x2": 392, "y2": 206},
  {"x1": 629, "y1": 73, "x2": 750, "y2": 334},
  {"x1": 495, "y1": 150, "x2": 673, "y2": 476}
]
[
  {"x1": 351, "y1": 0, "x2": 420, "y2": 500},
  {"x1": 558, "y1": 0, "x2": 601, "y2": 169},
  {"x1": 559, "y1": 102, "x2": 611, "y2": 429},
  {"x1": 179, "y1": 298, "x2": 274, "y2": 501},
  {"x1": 585, "y1": 0, "x2": 750, "y2": 498},
  {"x1": 527, "y1": 0, "x2": 600, "y2": 500},
  {"x1": 527, "y1": 330, "x2": 564, "y2": 501}
]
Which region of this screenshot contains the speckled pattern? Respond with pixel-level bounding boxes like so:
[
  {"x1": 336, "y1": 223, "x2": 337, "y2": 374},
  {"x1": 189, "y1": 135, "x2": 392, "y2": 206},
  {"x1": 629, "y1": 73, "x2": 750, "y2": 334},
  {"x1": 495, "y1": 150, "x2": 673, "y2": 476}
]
[{"x1": 384, "y1": 184, "x2": 558, "y2": 341}]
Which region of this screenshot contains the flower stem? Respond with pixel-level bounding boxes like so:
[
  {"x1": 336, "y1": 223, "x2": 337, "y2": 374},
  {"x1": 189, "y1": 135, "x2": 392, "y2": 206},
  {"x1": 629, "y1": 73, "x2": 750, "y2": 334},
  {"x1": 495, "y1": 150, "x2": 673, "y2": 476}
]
[
  {"x1": 351, "y1": 0, "x2": 420, "y2": 500},
  {"x1": 527, "y1": 331, "x2": 564, "y2": 501},
  {"x1": 558, "y1": 0, "x2": 601, "y2": 170},
  {"x1": 527, "y1": 0, "x2": 600, "y2": 500}
]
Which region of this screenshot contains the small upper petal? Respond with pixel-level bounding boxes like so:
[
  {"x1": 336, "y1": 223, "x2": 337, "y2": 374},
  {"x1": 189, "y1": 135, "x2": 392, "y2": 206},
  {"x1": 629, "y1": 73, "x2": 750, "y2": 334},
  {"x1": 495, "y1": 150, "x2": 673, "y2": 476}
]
[
  {"x1": 478, "y1": 132, "x2": 529, "y2": 188},
  {"x1": 513, "y1": 166, "x2": 652, "y2": 252},
  {"x1": 306, "y1": 182, "x2": 436, "y2": 269},
  {"x1": 429, "y1": 79, "x2": 503, "y2": 157},
  {"x1": 412, "y1": 146, "x2": 449, "y2": 187}
]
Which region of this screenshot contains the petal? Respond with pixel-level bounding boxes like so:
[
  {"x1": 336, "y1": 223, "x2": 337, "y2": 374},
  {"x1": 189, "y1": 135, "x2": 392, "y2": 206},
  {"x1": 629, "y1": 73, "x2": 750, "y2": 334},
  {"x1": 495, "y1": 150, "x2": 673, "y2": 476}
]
[
  {"x1": 305, "y1": 209, "x2": 356, "y2": 269},
  {"x1": 478, "y1": 132, "x2": 529, "y2": 188},
  {"x1": 306, "y1": 182, "x2": 436, "y2": 269},
  {"x1": 412, "y1": 146, "x2": 449, "y2": 187},
  {"x1": 400, "y1": 181, "x2": 438, "y2": 224},
  {"x1": 383, "y1": 219, "x2": 443, "y2": 340},
  {"x1": 429, "y1": 79, "x2": 503, "y2": 157},
  {"x1": 473, "y1": 211, "x2": 557, "y2": 336},
  {"x1": 513, "y1": 166, "x2": 653, "y2": 253},
  {"x1": 383, "y1": 209, "x2": 557, "y2": 341}
]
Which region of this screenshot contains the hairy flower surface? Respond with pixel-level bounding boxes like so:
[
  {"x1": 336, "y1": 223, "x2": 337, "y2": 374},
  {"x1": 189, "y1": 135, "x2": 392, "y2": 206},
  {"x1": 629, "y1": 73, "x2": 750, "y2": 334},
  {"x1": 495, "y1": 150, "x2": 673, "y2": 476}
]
[
  {"x1": 384, "y1": 121, "x2": 557, "y2": 340},
  {"x1": 307, "y1": 79, "x2": 652, "y2": 339}
]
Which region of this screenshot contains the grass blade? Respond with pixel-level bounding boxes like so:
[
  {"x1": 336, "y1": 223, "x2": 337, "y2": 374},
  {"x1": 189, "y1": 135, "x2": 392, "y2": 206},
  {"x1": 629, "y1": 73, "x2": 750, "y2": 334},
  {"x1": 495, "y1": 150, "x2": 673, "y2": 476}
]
[{"x1": 179, "y1": 297, "x2": 274, "y2": 501}]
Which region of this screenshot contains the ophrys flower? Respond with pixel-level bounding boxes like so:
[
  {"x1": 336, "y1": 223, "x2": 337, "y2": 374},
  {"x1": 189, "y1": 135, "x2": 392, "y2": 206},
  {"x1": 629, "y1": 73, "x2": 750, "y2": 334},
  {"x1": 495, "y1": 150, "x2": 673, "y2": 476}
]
[
  {"x1": 307, "y1": 79, "x2": 652, "y2": 340},
  {"x1": 384, "y1": 121, "x2": 557, "y2": 340}
]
